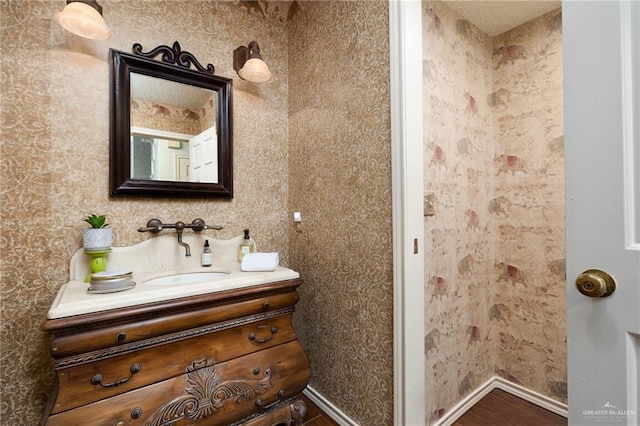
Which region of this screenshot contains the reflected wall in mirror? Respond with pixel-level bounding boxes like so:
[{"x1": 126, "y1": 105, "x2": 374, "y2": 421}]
[
  {"x1": 110, "y1": 42, "x2": 233, "y2": 198},
  {"x1": 130, "y1": 74, "x2": 218, "y2": 183}
]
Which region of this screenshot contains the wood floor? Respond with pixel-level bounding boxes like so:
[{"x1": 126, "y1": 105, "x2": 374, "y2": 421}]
[
  {"x1": 300, "y1": 393, "x2": 340, "y2": 426},
  {"x1": 300, "y1": 389, "x2": 567, "y2": 426},
  {"x1": 453, "y1": 389, "x2": 567, "y2": 426}
]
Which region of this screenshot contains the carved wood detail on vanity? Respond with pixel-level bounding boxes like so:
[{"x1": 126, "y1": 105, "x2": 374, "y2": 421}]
[
  {"x1": 145, "y1": 358, "x2": 272, "y2": 425},
  {"x1": 41, "y1": 279, "x2": 310, "y2": 426}
]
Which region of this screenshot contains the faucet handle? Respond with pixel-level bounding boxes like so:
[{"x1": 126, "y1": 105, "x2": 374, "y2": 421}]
[
  {"x1": 190, "y1": 218, "x2": 206, "y2": 232},
  {"x1": 190, "y1": 218, "x2": 223, "y2": 232},
  {"x1": 138, "y1": 219, "x2": 163, "y2": 233}
]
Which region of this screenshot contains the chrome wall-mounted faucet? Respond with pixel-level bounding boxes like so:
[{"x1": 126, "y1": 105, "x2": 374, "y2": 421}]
[{"x1": 138, "y1": 219, "x2": 223, "y2": 257}]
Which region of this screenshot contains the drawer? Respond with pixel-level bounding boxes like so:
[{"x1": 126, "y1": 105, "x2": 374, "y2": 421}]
[
  {"x1": 50, "y1": 290, "x2": 299, "y2": 358},
  {"x1": 46, "y1": 340, "x2": 311, "y2": 426},
  {"x1": 52, "y1": 314, "x2": 297, "y2": 414},
  {"x1": 238, "y1": 398, "x2": 305, "y2": 426}
]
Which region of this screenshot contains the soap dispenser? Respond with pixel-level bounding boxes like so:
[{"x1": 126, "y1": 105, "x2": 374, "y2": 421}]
[
  {"x1": 201, "y1": 240, "x2": 212, "y2": 267},
  {"x1": 238, "y1": 229, "x2": 256, "y2": 262}
]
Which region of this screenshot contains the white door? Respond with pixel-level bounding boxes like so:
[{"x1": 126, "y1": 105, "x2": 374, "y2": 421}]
[
  {"x1": 564, "y1": 1, "x2": 640, "y2": 424},
  {"x1": 189, "y1": 126, "x2": 218, "y2": 183}
]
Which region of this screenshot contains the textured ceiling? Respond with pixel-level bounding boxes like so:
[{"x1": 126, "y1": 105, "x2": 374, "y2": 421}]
[
  {"x1": 131, "y1": 73, "x2": 213, "y2": 111},
  {"x1": 443, "y1": 1, "x2": 561, "y2": 36}
]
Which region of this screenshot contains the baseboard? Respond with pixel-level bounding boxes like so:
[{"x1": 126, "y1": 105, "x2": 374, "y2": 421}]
[
  {"x1": 302, "y1": 386, "x2": 359, "y2": 426},
  {"x1": 433, "y1": 376, "x2": 569, "y2": 426},
  {"x1": 303, "y1": 377, "x2": 568, "y2": 426},
  {"x1": 493, "y1": 377, "x2": 569, "y2": 418},
  {"x1": 432, "y1": 377, "x2": 497, "y2": 426}
]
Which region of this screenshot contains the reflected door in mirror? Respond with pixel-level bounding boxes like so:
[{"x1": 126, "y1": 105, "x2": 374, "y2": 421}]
[
  {"x1": 189, "y1": 126, "x2": 218, "y2": 183},
  {"x1": 131, "y1": 127, "x2": 217, "y2": 183}
]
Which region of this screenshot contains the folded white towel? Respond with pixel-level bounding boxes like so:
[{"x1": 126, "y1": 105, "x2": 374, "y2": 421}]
[{"x1": 241, "y1": 252, "x2": 279, "y2": 272}]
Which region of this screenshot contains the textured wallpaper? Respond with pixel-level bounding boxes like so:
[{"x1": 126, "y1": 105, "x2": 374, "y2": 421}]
[
  {"x1": 423, "y1": 2, "x2": 565, "y2": 423},
  {"x1": 0, "y1": 0, "x2": 291, "y2": 423},
  {"x1": 3, "y1": 1, "x2": 565, "y2": 425},
  {"x1": 131, "y1": 98, "x2": 203, "y2": 135},
  {"x1": 287, "y1": 1, "x2": 394, "y2": 425},
  {"x1": 1, "y1": 1, "x2": 393, "y2": 424},
  {"x1": 422, "y1": 2, "x2": 496, "y2": 422},
  {"x1": 492, "y1": 6, "x2": 566, "y2": 404},
  {"x1": 234, "y1": 0, "x2": 303, "y2": 24}
]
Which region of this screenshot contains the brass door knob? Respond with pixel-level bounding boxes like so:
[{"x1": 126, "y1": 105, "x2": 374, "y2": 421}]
[{"x1": 576, "y1": 269, "x2": 616, "y2": 298}]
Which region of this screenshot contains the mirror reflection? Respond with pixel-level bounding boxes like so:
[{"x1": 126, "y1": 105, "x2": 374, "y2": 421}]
[{"x1": 130, "y1": 74, "x2": 218, "y2": 183}]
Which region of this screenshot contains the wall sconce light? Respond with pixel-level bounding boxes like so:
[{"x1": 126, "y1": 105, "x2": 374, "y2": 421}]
[
  {"x1": 233, "y1": 41, "x2": 272, "y2": 83},
  {"x1": 55, "y1": 0, "x2": 112, "y2": 40}
]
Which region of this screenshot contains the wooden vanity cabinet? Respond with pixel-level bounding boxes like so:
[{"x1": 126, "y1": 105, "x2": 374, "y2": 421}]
[{"x1": 41, "y1": 279, "x2": 310, "y2": 426}]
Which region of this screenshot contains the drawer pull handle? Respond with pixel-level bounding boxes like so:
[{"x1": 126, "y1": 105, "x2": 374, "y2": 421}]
[
  {"x1": 131, "y1": 407, "x2": 143, "y2": 419},
  {"x1": 255, "y1": 390, "x2": 285, "y2": 408},
  {"x1": 248, "y1": 326, "x2": 278, "y2": 343},
  {"x1": 91, "y1": 363, "x2": 141, "y2": 388}
]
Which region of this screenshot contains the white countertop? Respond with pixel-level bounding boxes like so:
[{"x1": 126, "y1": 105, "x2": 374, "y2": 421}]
[
  {"x1": 47, "y1": 265, "x2": 299, "y2": 319},
  {"x1": 47, "y1": 233, "x2": 298, "y2": 319}
]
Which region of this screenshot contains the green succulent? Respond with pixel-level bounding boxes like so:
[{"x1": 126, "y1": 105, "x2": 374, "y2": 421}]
[{"x1": 84, "y1": 214, "x2": 109, "y2": 229}]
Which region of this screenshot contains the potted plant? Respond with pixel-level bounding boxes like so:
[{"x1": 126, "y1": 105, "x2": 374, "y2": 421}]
[{"x1": 82, "y1": 214, "x2": 113, "y2": 250}]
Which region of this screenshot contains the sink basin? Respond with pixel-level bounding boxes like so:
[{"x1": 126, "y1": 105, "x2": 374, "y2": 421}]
[{"x1": 144, "y1": 271, "x2": 231, "y2": 286}]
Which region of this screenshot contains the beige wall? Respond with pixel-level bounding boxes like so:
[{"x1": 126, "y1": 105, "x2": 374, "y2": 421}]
[
  {"x1": 1, "y1": 0, "x2": 288, "y2": 422},
  {"x1": 423, "y1": 2, "x2": 565, "y2": 423},
  {"x1": 492, "y1": 6, "x2": 565, "y2": 403},
  {"x1": 422, "y1": 3, "x2": 497, "y2": 422},
  {"x1": 131, "y1": 98, "x2": 202, "y2": 135},
  {"x1": 0, "y1": 1, "x2": 394, "y2": 424},
  {"x1": 2, "y1": 1, "x2": 566, "y2": 424},
  {"x1": 287, "y1": 1, "x2": 394, "y2": 424}
]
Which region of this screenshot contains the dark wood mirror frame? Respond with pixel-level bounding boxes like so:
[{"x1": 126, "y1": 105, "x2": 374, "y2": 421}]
[{"x1": 109, "y1": 42, "x2": 233, "y2": 198}]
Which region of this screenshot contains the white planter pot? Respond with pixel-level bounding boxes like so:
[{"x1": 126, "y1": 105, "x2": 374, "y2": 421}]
[{"x1": 83, "y1": 228, "x2": 113, "y2": 250}]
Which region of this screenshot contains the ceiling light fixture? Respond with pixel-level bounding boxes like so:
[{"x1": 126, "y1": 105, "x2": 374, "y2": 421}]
[
  {"x1": 55, "y1": 0, "x2": 112, "y2": 40},
  {"x1": 233, "y1": 41, "x2": 272, "y2": 83}
]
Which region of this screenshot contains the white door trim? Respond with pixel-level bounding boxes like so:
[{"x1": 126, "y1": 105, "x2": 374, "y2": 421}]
[{"x1": 389, "y1": 1, "x2": 426, "y2": 425}]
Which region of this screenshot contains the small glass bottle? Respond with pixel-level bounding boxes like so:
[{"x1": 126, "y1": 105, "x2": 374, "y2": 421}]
[
  {"x1": 201, "y1": 240, "x2": 212, "y2": 267},
  {"x1": 238, "y1": 229, "x2": 256, "y2": 262}
]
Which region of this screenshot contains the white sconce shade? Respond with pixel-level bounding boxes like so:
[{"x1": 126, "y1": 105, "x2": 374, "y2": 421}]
[
  {"x1": 238, "y1": 58, "x2": 273, "y2": 83},
  {"x1": 55, "y1": 1, "x2": 112, "y2": 40},
  {"x1": 233, "y1": 41, "x2": 273, "y2": 83}
]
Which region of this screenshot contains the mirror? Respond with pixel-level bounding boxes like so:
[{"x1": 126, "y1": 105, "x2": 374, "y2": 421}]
[{"x1": 109, "y1": 42, "x2": 233, "y2": 198}]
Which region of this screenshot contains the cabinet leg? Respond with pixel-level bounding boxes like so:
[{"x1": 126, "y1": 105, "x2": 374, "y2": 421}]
[{"x1": 290, "y1": 398, "x2": 307, "y2": 425}]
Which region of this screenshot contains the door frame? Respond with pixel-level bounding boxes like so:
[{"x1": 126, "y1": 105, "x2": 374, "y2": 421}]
[{"x1": 390, "y1": 1, "x2": 426, "y2": 425}]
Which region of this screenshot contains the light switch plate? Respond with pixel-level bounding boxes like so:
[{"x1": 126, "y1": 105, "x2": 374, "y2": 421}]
[{"x1": 424, "y1": 193, "x2": 436, "y2": 216}]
